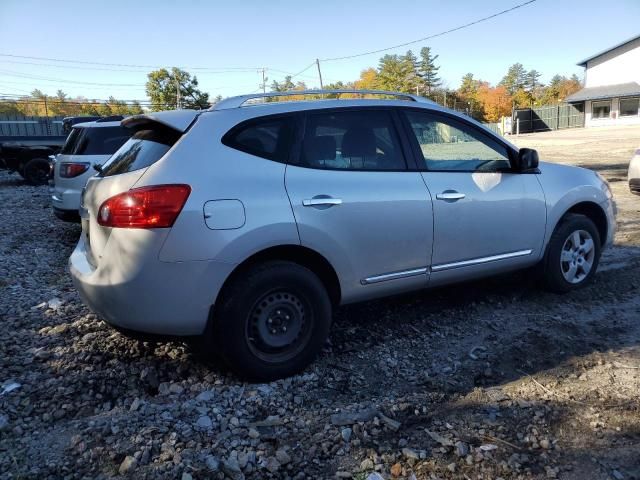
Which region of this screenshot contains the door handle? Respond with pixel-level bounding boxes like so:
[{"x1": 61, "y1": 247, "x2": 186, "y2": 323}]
[
  {"x1": 303, "y1": 198, "x2": 343, "y2": 207},
  {"x1": 436, "y1": 191, "x2": 466, "y2": 201}
]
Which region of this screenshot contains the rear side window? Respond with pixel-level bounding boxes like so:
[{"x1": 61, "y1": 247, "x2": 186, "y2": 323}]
[
  {"x1": 300, "y1": 110, "x2": 406, "y2": 171},
  {"x1": 99, "y1": 124, "x2": 181, "y2": 177},
  {"x1": 223, "y1": 116, "x2": 293, "y2": 162},
  {"x1": 60, "y1": 126, "x2": 131, "y2": 155}
]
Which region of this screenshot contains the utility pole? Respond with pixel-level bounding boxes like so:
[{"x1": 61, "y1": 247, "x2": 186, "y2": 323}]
[
  {"x1": 175, "y1": 76, "x2": 181, "y2": 110},
  {"x1": 261, "y1": 68, "x2": 266, "y2": 94},
  {"x1": 315, "y1": 59, "x2": 324, "y2": 90},
  {"x1": 43, "y1": 95, "x2": 51, "y2": 135}
]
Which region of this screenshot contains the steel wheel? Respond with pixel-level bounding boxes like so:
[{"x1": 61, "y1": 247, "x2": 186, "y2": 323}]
[
  {"x1": 246, "y1": 289, "x2": 312, "y2": 363},
  {"x1": 560, "y1": 229, "x2": 595, "y2": 284}
]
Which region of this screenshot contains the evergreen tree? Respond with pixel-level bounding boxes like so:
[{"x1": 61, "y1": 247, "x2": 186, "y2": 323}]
[
  {"x1": 401, "y1": 50, "x2": 421, "y2": 94},
  {"x1": 417, "y1": 47, "x2": 440, "y2": 95},
  {"x1": 524, "y1": 69, "x2": 543, "y2": 92},
  {"x1": 500, "y1": 63, "x2": 527, "y2": 95}
]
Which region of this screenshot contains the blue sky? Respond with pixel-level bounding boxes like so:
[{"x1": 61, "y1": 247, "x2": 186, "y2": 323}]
[{"x1": 0, "y1": 0, "x2": 638, "y2": 101}]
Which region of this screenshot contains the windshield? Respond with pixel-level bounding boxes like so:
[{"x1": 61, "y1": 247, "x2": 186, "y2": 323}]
[{"x1": 60, "y1": 126, "x2": 132, "y2": 156}]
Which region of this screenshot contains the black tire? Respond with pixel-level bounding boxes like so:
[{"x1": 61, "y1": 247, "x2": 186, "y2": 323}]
[
  {"x1": 541, "y1": 213, "x2": 601, "y2": 293},
  {"x1": 208, "y1": 261, "x2": 332, "y2": 381},
  {"x1": 23, "y1": 157, "x2": 50, "y2": 185}
]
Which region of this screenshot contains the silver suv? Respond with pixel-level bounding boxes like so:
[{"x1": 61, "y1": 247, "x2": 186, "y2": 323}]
[
  {"x1": 51, "y1": 117, "x2": 132, "y2": 221},
  {"x1": 70, "y1": 90, "x2": 616, "y2": 380}
]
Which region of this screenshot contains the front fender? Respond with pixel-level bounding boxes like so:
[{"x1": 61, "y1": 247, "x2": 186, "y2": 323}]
[{"x1": 537, "y1": 162, "x2": 613, "y2": 255}]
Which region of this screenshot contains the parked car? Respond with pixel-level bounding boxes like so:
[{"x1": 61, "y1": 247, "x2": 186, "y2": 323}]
[
  {"x1": 69, "y1": 90, "x2": 616, "y2": 380},
  {"x1": 51, "y1": 117, "x2": 132, "y2": 221},
  {"x1": 628, "y1": 147, "x2": 640, "y2": 195},
  {"x1": 62, "y1": 115, "x2": 103, "y2": 134}
]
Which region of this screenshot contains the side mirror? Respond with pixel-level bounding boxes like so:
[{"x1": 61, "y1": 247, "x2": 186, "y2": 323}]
[{"x1": 516, "y1": 148, "x2": 539, "y2": 172}]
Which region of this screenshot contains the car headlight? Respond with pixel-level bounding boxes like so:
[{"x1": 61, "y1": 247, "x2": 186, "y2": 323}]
[{"x1": 595, "y1": 172, "x2": 613, "y2": 199}]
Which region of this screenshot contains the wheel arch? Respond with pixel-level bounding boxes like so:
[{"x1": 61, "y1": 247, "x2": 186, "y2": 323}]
[
  {"x1": 560, "y1": 201, "x2": 608, "y2": 247},
  {"x1": 216, "y1": 244, "x2": 342, "y2": 308}
]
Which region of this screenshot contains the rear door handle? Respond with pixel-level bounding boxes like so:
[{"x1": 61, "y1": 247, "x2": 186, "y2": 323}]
[
  {"x1": 436, "y1": 191, "x2": 466, "y2": 201},
  {"x1": 303, "y1": 198, "x2": 343, "y2": 207}
]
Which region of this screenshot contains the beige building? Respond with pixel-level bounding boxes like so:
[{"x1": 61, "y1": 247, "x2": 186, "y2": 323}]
[{"x1": 567, "y1": 34, "x2": 640, "y2": 127}]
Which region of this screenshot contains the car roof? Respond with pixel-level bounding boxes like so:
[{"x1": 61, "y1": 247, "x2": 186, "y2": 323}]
[{"x1": 72, "y1": 120, "x2": 125, "y2": 129}]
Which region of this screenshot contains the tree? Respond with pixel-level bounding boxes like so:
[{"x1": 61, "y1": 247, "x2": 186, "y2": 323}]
[
  {"x1": 417, "y1": 47, "x2": 440, "y2": 95},
  {"x1": 354, "y1": 68, "x2": 378, "y2": 90},
  {"x1": 376, "y1": 54, "x2": 415, "y2": 93},
  {"x1": 523, "y1": 69, "x2": 544, "y2": 105},
  {"x1": 500, "y1": 63, "x2": 527, "y2": 95},
  {"x1": 402, "y1": 50, "x2": 421, "y2": 94},
  {"x1": 459, "y1": 73, "x2": 479, "y2": 99},
  {"x1": 146, "y1": 67, "x2": 210, "y2": 111},
  {"x1": 457, "y1": 73, "x2": 483, "y2": 118},
  {"x1": 270, "y1": 75, "x2": 295, "y2": 92},
  {"x1": 476, "y1": 84, "x2": 511, "y2": 122}
]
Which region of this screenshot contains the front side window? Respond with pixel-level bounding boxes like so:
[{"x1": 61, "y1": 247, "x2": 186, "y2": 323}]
[
  {"x1": 404, "y1": 110, "x2": 511, "y2": 172},
  {"x1": 592, "y1": 101, "x2": 611, "y2": 119},
  {"x1": 300, "y1": 110, "x2": 405, "y2": 170},
  {"x1": 620, "y1": 97, "x2": 639, "y2": 117},
  {"x1": 223, "y1": 116, "x2": 292, "y2": 162},
  {"x1": 60, "y1": 126, "x2": 131, "y2": 155}
]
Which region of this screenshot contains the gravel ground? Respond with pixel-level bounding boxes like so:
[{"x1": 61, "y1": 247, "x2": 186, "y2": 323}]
[{"x1": 1, "y1": 125, "x2": 640, "y2": 479}]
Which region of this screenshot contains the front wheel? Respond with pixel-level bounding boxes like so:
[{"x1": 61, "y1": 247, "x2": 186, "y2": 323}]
[
  {"x1": 210, "y1": 261, "x2": 332, "y2": 380},
  {"x1": 542, "y1": 214, "x2": 601, "y2": 293}
]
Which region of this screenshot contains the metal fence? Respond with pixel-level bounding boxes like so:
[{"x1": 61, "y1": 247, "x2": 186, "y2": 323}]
[
  {"x1": 512, "y1": 104, "x2": 584, "y2": 133},
  {"x1": 0, "y1": 114, "x2": 65, "y2": 137}
]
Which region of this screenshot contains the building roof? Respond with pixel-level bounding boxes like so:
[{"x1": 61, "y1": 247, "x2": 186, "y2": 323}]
[
  {"x1": 577, "y1": 34, "x2": 640, "y2": 67},
  {"x1": 566, "y1": 82, "x2": 640, "y2": 102}
]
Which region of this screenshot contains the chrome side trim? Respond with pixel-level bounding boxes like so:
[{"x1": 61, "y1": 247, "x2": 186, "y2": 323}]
[
  {"x1": 431, "y1": 249, "x2": 533, "y2": 272},
  {"x1": 361, "y1": 267, "x2": 428, "y2": 285}
]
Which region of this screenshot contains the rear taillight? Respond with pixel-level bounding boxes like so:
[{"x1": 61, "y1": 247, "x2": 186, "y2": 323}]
[
  {"x1": 59, "y1": 162, "x2": 90, "y2": 178},
  {"x1": 97, "y1": 184, "x2": 191, "y2": 229}
]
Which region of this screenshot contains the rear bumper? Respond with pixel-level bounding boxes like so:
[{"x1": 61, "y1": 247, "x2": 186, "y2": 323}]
[
  {"x1": 51, "y1": 186, "x2": 81, "y2": 212},
  {"x1": 69, "y1": 233, "x2": 236, "y2": 336}
]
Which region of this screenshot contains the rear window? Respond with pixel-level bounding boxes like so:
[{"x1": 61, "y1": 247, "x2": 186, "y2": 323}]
[
  {"x1": 99, "y1": 125, "x2": 181, "y2": 177},
  {"x1": 61, "y1": 126, "x2": 132, "y2": 155}
]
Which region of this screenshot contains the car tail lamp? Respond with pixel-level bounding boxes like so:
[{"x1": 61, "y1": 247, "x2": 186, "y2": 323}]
[
  {"x1": 97, "y1": 184, "x2": 191, "y2": 229},
  {"x1": 60, "y1": 162, "x2": 90, "y2": 178}
]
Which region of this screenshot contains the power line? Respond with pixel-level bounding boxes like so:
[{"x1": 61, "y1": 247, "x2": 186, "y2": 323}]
[
  {"x1": 0, "y1": 53, "x2": 262, "y2": 71},
  {"x1": 0, "y1": 69, "x2": 147, "y2": 87},
  {"x1": 320, "y1": 0, "x2": 537, "y2": 61},
  {"x1": 288, "y1": 62, "x2": 317, "y2": 80},
  {"x1": 0, "y1": 59, "x2": 260, "y2": 74}
]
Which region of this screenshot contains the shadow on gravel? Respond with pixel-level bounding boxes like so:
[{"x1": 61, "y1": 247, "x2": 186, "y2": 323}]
[
  {"x1": 0, "y1": 174, "x2": 27, "y2": 188},
  {"x1": 315, "y1": 243, "x2": 640, "y2": 402}
]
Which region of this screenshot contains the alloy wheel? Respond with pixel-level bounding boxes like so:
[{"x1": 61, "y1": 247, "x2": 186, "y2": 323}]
[{"x1": 560, "y1": 229, "x2": 595, "y2": 284}]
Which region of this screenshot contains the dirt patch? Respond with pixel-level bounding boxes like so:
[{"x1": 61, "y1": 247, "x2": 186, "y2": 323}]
[{"x1": 1, "y1": 125, "x2": 640, "y2": 479}]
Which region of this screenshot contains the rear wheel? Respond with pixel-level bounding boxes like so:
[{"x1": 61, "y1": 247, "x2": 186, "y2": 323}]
[
  {"x1": 23, "y1": 157, "x2": 50, "y2": 185},
  {"x1": 210, "y1": 261, "x2": 331, "y2": 380},
  {"x1": 542, "y1": 214, "x2": 601, "y2": 293}
]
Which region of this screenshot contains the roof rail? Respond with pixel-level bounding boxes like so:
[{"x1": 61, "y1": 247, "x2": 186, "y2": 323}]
[{"x1": 212, "y1": 89, "x2": 433, "y2": 110}]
